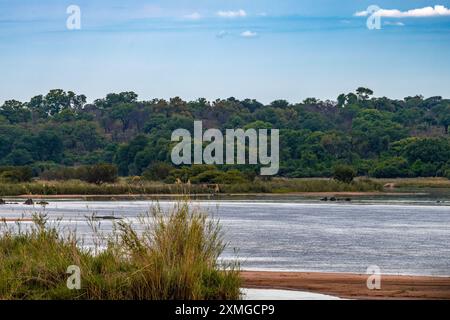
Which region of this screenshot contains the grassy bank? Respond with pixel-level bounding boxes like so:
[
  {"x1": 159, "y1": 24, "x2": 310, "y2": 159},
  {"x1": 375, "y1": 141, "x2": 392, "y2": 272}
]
[
  {"x1": 0, "y1": 178, "x2": 383, "y2": 197},
  {"x1": 0, "y1": 201, "x2": 240, "y2": 300},
  {"x1": 377, "y1": 177, "x2": 450, "y2": 189}
]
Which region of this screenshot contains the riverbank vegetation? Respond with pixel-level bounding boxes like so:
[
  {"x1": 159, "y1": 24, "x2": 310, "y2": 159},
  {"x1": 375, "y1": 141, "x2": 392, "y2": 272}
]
[
  {"x1": 0, "y1": 201, "x2": 240, "y2": 300},
  {"x1": 0, "y1": 177, "x2": 383, "y2": 197},
  {"x1": 1, "y1": 88, "x2": 450, "y2": 181}
]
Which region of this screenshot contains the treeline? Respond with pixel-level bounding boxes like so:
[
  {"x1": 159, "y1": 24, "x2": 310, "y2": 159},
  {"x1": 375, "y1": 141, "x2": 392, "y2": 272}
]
[{"x1": 1, "y1": 88, "x2": 450, "y2": 179}]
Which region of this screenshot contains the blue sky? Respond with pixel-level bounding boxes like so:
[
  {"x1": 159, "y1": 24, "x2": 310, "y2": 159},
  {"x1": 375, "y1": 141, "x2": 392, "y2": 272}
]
[{"x1": 1, "y1": 0, "x2": 450, "y2": 104}]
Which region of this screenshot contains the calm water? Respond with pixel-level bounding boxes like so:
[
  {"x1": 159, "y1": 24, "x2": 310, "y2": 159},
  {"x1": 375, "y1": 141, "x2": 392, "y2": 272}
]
[{"x1": 1, "y1": 197, "x2": 450, "y2": 276}]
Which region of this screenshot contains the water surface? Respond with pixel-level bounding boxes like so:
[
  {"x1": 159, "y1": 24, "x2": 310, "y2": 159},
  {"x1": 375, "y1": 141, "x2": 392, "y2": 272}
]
[{"x1": 1, "y1": 197, "x2": 449, "y2": 276}]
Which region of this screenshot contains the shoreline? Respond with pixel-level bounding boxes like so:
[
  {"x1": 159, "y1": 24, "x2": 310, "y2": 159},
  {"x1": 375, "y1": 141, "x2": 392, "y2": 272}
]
[
  {"x1": 241, "y1": 271, "x2": 450, "y2": 300},
  {"x1": 4, "y1": 191, "x2": 422, "y2": 200}
]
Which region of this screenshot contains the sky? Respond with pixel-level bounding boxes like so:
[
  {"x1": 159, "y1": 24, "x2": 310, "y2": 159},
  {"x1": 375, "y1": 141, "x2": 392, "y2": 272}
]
[{"x1": 1, "y1": 0, "x2": 450, "y2": 104}]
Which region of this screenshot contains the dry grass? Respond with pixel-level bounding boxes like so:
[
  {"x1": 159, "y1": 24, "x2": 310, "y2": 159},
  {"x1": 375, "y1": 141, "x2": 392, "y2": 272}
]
[
  {"x1": 0, "y1": 201, "x2": 241, "y2": 300},
  {"x1": 0, "y1": 178, "x2": 383, "y2": 197},
  {"x1": 375, "y1": 177, "x2": 450, "y2": 188}
]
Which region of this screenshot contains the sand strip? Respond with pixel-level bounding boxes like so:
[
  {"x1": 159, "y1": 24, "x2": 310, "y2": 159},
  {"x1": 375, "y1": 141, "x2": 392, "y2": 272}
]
[{"x1": 241, "y1": 271, "x2": 450, "y2": 300}]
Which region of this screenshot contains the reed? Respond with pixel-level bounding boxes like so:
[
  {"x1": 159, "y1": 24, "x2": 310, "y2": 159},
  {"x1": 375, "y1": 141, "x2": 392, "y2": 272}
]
[
  {"x1": 0, "y1": 178, "x2": 383, "y2": 197},
  {"x1": 0, "y1": 201, "x2": 241, "y2": 300}
]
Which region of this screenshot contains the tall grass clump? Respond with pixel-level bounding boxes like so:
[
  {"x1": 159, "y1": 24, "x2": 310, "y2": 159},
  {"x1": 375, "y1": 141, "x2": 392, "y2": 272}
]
[{"x1": 0, "y1": 201, "x2": 240, "y2": 300}]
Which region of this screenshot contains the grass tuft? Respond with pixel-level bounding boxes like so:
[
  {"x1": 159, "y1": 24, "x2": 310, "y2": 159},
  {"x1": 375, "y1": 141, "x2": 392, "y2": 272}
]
[{"x1": 0, "y1": 201, "x2": 241, "y2": 300}]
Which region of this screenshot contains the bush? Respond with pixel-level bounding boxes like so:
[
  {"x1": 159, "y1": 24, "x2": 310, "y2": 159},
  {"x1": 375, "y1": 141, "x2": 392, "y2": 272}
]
[
  {"x1": 185, "y1": 169, "x2": 249, "y2": 185},
  {"x1": 0, "y1": 166, "x2": 33, "y2": 183},
  {"x1": 216, "y1": 170, "x2": 248, "y2": 184},
  {"x1": 40, "y1": 164, "x2": 118, "y2": 185},
  {"x1": 84, "y1": 164, "x2": 118, "y2": 184},
  {"x1": 410, "y1": 160, "x2": 438, "y2": 177},
  {"x1": 444, "y1": 169, "x2": 450, "y2": 180},
  {"x1": 369, "y1": 157, "x2": 409, "y2": 178},
  {"x1": 168, "y1": 165, "x2": 220, "y2": 183},
  {"x1": 333, "y1": 165, "x2": 356, "y2": 184},
  {"x1": 190, "y1": 170, "x2": 223, "y2": 184},
  {"x1": 142, "y1": 162, "x2": 174, "y2": 181},
  {"x1": 40, "y1": 166, "x2": 81, "y2": 180}
]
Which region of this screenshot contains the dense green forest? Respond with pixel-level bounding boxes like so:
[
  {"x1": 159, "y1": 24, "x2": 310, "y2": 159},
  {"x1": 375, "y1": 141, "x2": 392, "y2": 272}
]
[{"x1": 1, "y1": 87, "x2": 450, "y2": 181}]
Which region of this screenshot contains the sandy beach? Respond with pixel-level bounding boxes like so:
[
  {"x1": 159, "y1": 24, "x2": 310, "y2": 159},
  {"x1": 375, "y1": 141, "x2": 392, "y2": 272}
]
[{"x1": 241, "y1": 271, "x2": 450, "y2": 300}]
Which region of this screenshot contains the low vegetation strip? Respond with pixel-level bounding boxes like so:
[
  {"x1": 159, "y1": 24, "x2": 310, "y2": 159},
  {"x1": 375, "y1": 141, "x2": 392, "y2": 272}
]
[{"x1": 0, "y1": 178, "x2": 383, "y2": 197}]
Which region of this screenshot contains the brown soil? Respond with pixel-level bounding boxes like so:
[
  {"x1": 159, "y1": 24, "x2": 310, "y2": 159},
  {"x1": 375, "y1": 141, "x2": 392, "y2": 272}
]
[{"x1": 241, "y1": 271, "x2": 450, "y2": 300}]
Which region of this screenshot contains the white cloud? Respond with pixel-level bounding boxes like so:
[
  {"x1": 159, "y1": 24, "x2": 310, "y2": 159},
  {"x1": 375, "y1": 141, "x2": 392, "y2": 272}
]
[
  {"x1": 217, "y1": 9, "x2": 247, "y2": 18},
  {"x1": 385, "y1": 21, "x2": 405, "y2": 26},
  {"x1": 216, "y1": 30, "x2": 229, "y2": 38},
  {"x1": 355, "y1": 5, "x2": 450, "y2": 18},
  {"x1": 354, "y1": 10, "x2": 371, "y2": 17},
  {"x1": 184, "y1": 12, "x2": 201, "y2": 20},
  {"x1": 241, "y1": 30, "x2": 258, "y2": 38}
]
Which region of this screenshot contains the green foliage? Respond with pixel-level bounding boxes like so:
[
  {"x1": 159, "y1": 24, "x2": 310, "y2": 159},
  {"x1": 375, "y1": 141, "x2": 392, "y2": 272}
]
[
  {"x1": 167, "y1": 165, "x2": 250, "y2": 185},
  {"x1": 142, "y1": 162, "x2": 174, "y2": 181},
  {"x1": 40, "y1": 164, "x2": 118, "y2": 184},
  {"x1": 0, "y1": 100, "x2": 31, "y2": 123},
  {"x1": 191, "y1": 170, "x2": 243, "y2": 184},
  {"x1": 402, "y1": 138, "x2": 450, "y2": 164},
  {"x1": 84, "y1": 164, "x2": 118, "y2": 184},
  {"x1": 0, "y1": 166, "x2": 33, "y2": 183},
  {"x1": 369, "y1": 157, "x2": 410, "y2": 178},
  {"x1": 1, "y1": 88, "x2": 450, "y2": 179}
]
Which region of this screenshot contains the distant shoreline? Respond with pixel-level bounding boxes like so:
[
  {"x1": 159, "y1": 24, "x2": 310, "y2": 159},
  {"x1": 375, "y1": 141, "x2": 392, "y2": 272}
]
[
  {"x1": 241, "y1": 271, "x2": 450, "y2": 300},
  {"x1": 5, "y1": 191, "x2": 422, "y2": 200},
  {"x1": 2, "y1": 177, "x2": 450, "y2": 199}
]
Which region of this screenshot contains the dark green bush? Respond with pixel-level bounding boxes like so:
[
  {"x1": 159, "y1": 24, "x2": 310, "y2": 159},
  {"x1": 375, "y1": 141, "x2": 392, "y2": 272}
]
[
  {"x1": 0, "y1": 166, "x2": 33, "y2": 183},
  {"x1": 170, "y1": 166, "x2": 250, "y2": 185},
  {"x1": 40, "y1": 164, "x2": 118, "y2": 184},
  {"x1": 333, "y1": 165, "x2": 356, "y2": 184},
  {"x1": 369, "y1": 157, "x2": 410, "y2": 178},
  {"x1": 142, "y1": 162, "x2": 174, "y2": 181},
  {"x1": 84, "y1": 164, "x2": 118, "y2": 184}
]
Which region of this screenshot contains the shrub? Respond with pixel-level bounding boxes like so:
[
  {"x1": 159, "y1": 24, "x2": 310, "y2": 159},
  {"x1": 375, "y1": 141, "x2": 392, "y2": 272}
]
[
  {"x1": 410, "y1": 160, "x2": 438, "y2": 177},
  {"x1": 216, "y1": 170, "x2": 248, "y2": 184},
  {"x1": 333, "y1": 165, "x2": 356, "y2": 184},
  {"x1": 142, "y1": 162, "x2": 174, "y2": 181},
  {"x1": 40, "y1": 166, "x2": 81, "y2": 180},
  {"x1": 168, "y1": 165, "x2": 252, "y2": 185},
  {"x1": 369, "y1": 157, "x2": 409, "y2": 178},
  {"x1": 84, "y1": 164, "x2": 118, "y2": 184},
  {"x1": 40, "y1": 164, "x2": 118, "y2": 184},
  {"x1": 168, "y1": 165, "x2": 219, "y2": 184},
  {"x1": 0, "y1": 166, "x2": 33, "y2": 183},
  {"x1": 190, "y1": 170, "x2": 224, "y2": 184},
  {"x1": 444, "y1": 169, "x2": 450, "y2": 180}
]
